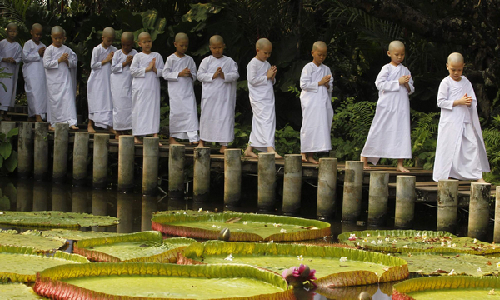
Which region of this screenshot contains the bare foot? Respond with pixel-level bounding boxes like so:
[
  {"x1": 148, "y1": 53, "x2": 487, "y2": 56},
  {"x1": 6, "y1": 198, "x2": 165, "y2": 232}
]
[
  {"x1": 244, "y1": 148, "x2": 258, "y2": 158},
  {"x1": 48, "y1": 125, "x2": 55, "y2": 131},
  {"x1": 35, "y1": 115, "x2": 43, "y2": 122},
  {"x1": 477, "y1": 178, "x2": 488, "y2": 183},
  {"x1": 134, "y1": 137, "x2": 143, "y2": 145},
  {"x1": 169, "y1": 137, "x2": 181, "y2": 145},
  {"x1": 197, "y1": 140, "x2": 205, "y2": 148},
  {"x1": 159, "y1": 142, "x2": 163, "y2": 147},
  {"x1": 273, "y1": 152, "x2": 283, "y2": 159},
  {"x1": 115, "y1": 131, "x2": 121, "y2": 139},
  {"x1": 301, "y1": 153, "x2": 308, "y2": 163},
  {"x1": 87, "y1": 126, "x2": 96, "y2": 133},
  {"x1": 397, "y1": 165, "x2": 410, "y2": 173},
  {"x1": 219, "y1": 146, "x2": 227, "y2": 154},
  {"x1": 307, "y1": 156, "x2": 319, "y2": 164},
  {"x1": 70, "y1": 125, "x2": 79, "y2": 131}
]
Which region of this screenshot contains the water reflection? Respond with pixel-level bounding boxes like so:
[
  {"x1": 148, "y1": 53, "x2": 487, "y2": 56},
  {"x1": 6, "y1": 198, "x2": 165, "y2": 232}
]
[
  {"x1": 52, "y1": 183, "x2": 69, "y2": 212},
  {"x1": 71, "y1": 186, "x2": 88, "y2": 213},
  {"x1": 32, "y1": 181, "x2": 48, "y2": 211},
  {"x1": 117, "y1": 193, "x2": 134, "y2": 233},
  {"x1": 16, "y1": 179, "x2": 32, "y2": 212},
  {"x1": 142, "y1": 195, "x2": 157, "y2": 231}
]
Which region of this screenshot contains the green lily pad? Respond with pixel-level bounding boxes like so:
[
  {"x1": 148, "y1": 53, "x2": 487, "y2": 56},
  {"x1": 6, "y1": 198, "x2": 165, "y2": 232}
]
[
  {"x1": 152, "y1": 210, "x2": 331, "y2": 242},
  {"x1": 0, "y1": 231, "x2": 64, "y2": 251},
  {"x1": 0, "y1": 283, "x2": 48, "y2": 299},
  {"x1": 39, "y1": 229, "x2": 126, "y2": 241},
  {"x1": 0, "y1": 212, "x2": 119, "y2": 228}
]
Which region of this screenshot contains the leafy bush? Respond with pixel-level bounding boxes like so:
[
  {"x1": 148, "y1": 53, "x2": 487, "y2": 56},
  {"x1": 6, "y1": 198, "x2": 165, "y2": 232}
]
[
  {"x1": 483, "y1": 116, "x2": 500, "y2": 184},
  {"x1": 0, "y1": 127, "x2": 18, "y2": 175}
]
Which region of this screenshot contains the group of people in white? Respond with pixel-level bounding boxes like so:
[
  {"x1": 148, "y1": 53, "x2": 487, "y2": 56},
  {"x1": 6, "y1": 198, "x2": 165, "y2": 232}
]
[{"x1": 0, "y1": 22, "x2": 490, "y2": 182}]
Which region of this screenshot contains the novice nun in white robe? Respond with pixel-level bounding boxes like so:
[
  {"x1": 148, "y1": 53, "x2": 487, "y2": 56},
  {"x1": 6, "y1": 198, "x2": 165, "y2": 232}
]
[
  {"x1": 0, "y1": 37, "x2": 22, "y2": 112},
  {"x1": 22, "y1": 37, "x2": 47, "y2": 118},
  {"x1": 111, "y1": 44, "x2": 137, "y2": 131},
  {"x1": 198, "y1": 54, "x2": 239, "y2": 146}
]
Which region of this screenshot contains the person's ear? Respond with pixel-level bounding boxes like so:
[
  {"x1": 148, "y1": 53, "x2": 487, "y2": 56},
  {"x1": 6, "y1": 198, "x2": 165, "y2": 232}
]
[{"x1": 387, "y1": 51, "x2": 391, "y2": 57}]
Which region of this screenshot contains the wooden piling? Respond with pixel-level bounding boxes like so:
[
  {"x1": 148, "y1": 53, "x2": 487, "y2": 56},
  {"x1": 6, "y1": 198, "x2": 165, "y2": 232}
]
[
  {"x1": 142, "y1": 137, "x2": 159, "y2": 196},
  {"x1": 168, "y1": 144, "x2": 185, "y2": 198},
  {"x1": 282, "y1": 154, "x2": 303, "y2": 216},
  {"x1": 17, "y1": 122, "x2": 33, "y2": 177},
  {"x1": 317, "y1": 157, "x2": 337, "y2": 220},
  {"x1": 33, "y1": 122, "x2": 49, "y2": 180},
  {"x1": 117, "y1": 192, "x2": 134, "y2": 233},
  {"x1": 367, "y1": 171, "x2": 389, "y2": 226},
  {"x1": 117, "y1": 136, "x2": 135, "y2": 192},
  {"x1": 0, "y1": 121, "x2": 16, "y2": 135},
  {"x1": 142, "y1": 195, "x2": 157, "y2": 231},
  {"x1": 437, "y1": 179, "x2": 459, "y2": 232},
  {"x1": 258, "y1": 152, "x2": 276, "y2": 212},
  {"x1": 494, "y1": 187, "x2": 500, "y2": 243},
  {"x1": 468, "y1": 182, "x2": 491, "y2": 240},
  {"x1": 52, "y1": 123, "x2": 69, "y2": 182},
  {"x1": 92, "y1": 134, "x2": 109, "y2": 189},
  {"x1": 224, "y1": 149, "x2": 241, "y2": 208},
  {"x1": 395, "y1": 175, "x2": 416, "y2": 229},
  {"x1": 193, "y1": 147, "x2": 211, "y2": 202},
  {"x1": 342, "y1": 161, "x2": 363, "y2": 222},
  {"x1": 72, "y1": 132, "x2": 89, "y2": 184}
]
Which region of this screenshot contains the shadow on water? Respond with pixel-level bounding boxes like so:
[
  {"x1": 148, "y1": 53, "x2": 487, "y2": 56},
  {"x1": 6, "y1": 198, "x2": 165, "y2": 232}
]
[{"x1": 0, "y1": 174, "x2": 454, "y2": 300}]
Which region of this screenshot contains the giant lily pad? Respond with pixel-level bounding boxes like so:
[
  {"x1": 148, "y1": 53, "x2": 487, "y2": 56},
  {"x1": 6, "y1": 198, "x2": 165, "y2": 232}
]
[
  {"x1": 152, "y1": 211, "x2": 331, "y2": 242},
  {"x1": 33, "y1": 263, "x2": 293, "y2": 299},
  {"x1": 0, "y1": 230, "x2": 64, "y2": 251},
  {"x1": 0, "y1": 246, "x2": 88, "y2": 283},
  {"x1": 180, "y1": 241, "x2": 408, "y2": 286},
  {"x1": 0, "y1": 283, "x2": 48, "y2": 299},
  {"x1": 392, "y1": 276, "x2": 500, "y2": 300},
  {"x1": 0, "y1": 211, "x2": 119, "y2": 228},
  {"x1": 40, "y1": 229, "x2": 126, "y2": 241}
]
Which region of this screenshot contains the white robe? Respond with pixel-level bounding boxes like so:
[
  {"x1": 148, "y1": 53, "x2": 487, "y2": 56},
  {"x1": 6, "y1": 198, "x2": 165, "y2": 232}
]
[
  {"x1": 70, "y1": 51, "x2": 77, "y2": 101},
  {"x1": 198, "y1": 55, "x2": 239, "y2": 144},
  {"x1": 162, "y1": 53, "x2": 198, "y2": 141},
  {"x1": 131, "y1": 52, "x2": 164, "y2": 136},
  {"x1": 433, "y1": 76, "x2": 490, "y2": 181},
  {"x1": 0, "y1": 39, "x2": 21, "y2": 111},
  {"x1": 111, "y1": 49, "x2": 137, "y2": 131},
  {"x1": 43, "y1": 45, "x2": 77, "y2": 126},
  {"x1": 87, "y1": 44, "x2": 117, "y2": 128},
  {"x1": 361, "y1": 63, "x2": 414, "y2": 164},
  {"x1": 247, "y1": 57, "x2": 276, "y2": 151},
  {"x1": 22, "y1": 39, "x2": 47, "y2": 117},
  {"x1": 299, "y1": 62, "x2": 333, "y2": 153}
]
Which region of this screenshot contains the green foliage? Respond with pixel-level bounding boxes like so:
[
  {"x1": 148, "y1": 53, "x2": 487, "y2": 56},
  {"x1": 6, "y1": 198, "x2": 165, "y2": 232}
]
[
  {"x1": 275, "y1": 125, "x2": 300, "y2": 155},
  {"x1": 0, "y1": 127, "x2": 18, "y2": 175},
  {"x1": 0, "y1": 67, "x2": 12, "y2": 92},
  {"x1": 409, "y1": 110, "x2": 440, "y2": 169},
  {"x1": 483, "y1": 115, "x2": 500, "y2": 184}
]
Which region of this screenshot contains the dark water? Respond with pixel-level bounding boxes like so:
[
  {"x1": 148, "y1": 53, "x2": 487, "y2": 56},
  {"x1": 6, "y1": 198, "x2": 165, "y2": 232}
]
[{"x1": 0, "y1": 174, "x2": 454, "y2": 300}]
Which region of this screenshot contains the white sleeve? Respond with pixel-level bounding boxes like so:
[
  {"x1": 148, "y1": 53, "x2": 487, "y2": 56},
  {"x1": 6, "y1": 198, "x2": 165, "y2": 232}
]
[
  {"x1": 111, "y1": 52, "x2": 122, "y2": 73},
  {"x1": 375, "y1": 66, "x2": 400, "y2": 92},
  {"x1": 437, "y1": 80, "x2": 453, "y2": 110},
  {"x1": 43, "y1": 47, "x2": 58, "y2": 69},
  {"x1": 223, "y1": 59, "x2": 239, "y2": 83},
  {"x1": 130, "y1": 55, "x2": 145, "y2": 78},
  {"x1": 22, "y1": 42, "x2": 40, "y2": 63},
  {"x1": 155, "y1": 54, "x2": 164, "y2": 77},
  {"x1": 299, "y1": 64, "x2": 318, "y2": 92},
  {"x1": 197, "y1": 58, "x2": 213, "y2": 83},
  {"x1": 162, "y1": 57, "x2": 178, "y2": 81},
  {"x1": 247, "y1": 61, "x2": 268, "y2": 87},
  {"x1": 90, "y1": 47, "x2": 102, "y2": 69}
]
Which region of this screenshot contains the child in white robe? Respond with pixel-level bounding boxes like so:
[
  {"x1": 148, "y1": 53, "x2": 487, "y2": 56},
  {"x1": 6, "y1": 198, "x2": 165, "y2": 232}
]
[
  {"x1": 299, "y1": 41, "x2": 333, "y2": 164},
  {"x1": 87, "y1": 27, "x2": 117, "y2": 133},
  {"x1": 244, "y1": 38, "x2": 281, "y2": 158},
  {"x1": 111, "y1": 32, "x2": 137, "y2": 137},
  {"x1": 360, "y1": 40, "x2": 414, "y2": 172},
  {"x1": 197, "y1": 35, "x2": 239, "y2": 153},
  {"x1": 0, "y1": 23, "x2": 22, "y2": 120},
  {"x1": 433, "y1": 52, "x2": 490, "y2": 182},
  {"x1": 22, "y1": 23, "x2": 47, "y2": 122},
  {"x1": 63, "y1": 30, "x2": 77, "y2": 103},
  {"x1": 162, "y1": 32, "x2": 199, "y2": 145},
  {"x1": 131, "y1": 32, "x2": 164, "y2": 144},
  {"x1": 43, "y1": 26, "x2": 78, "y2": 130}
]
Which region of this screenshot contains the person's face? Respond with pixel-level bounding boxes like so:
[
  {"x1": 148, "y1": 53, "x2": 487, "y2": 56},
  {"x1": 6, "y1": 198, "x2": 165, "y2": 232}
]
[
  {"x1": 387, "y1": 47, "x2": 405, "y2": 65},
  {"x1": 312, "y1": 47, "x2": 327, "y2": 66},
  {"x1": 7, "y1": 26, "x2": 18, "y2": 41},
  {"x1": 52, "y1": 32, "x2": 64, "y2": 47},
  {"x1": 447, "y1": 61, "x2": 464, "y2": 81},
  {"x1": 256, "y1": 45, "x2": 272, "y2": 62},
  {"x1": 209, "y1": 42, "x2": 225, "y2": 58},
  {"x1": 139, "y1": 36, "x2": 152, "y2": 53},
  {"x1": 121, "y1": 38, "x2": 134, "y2": 54},
  {"x1": 102, "y1": 35, "x2": 113, "y2": 48},
  {"x1": 31, "y1": 27, "x2": 42, "y2": 43},
  {"x1": 174, "y1": 39, "x2": 188, "y2": 55}
]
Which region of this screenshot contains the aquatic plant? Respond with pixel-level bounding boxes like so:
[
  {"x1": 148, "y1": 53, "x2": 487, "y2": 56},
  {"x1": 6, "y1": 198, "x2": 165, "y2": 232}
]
[
  {"x1": 0, "y1": 211, "x2": 119, "y2": 228},
  {"x1": 282, "y1": 264, "x2": 317, "y2": 289}
]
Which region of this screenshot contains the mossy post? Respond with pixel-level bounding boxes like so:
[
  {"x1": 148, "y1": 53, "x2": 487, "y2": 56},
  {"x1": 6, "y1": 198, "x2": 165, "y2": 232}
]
[
  {"x1": 92, "y1": 134, "x2": 109, "y2": 189},
  {"x1": 72, "y1": 132, "x2": 89, "y2": 185},
  {"x1": 17, "y1": 122, "x2": 33, "y2": 178},
  {"x1": 142, "y1": 137, "x2": 159, "y2": 196},
  {"x1": 395, "y1": 175, "x2": 416, "y2": 228},
  {"x1": 437, "y1": 179, "x2": 459, "y2": 232},
  {"x1": 494, "y1": 186, "x2": 500, "y2": 243},
  {"x1": 0, "y1": 121, "x2": 16, "y2": 134},
  {"x1": 258, "y1": 152, "x2": 276, "y2": 212},
  {"x1": 317, "y1": 157, "x2": 337, "y2": 220},
  {"x1": 118, "y1": 136, "x2": 134, "y2": 192},
  {"x1": 33, "y1": 122, "x2": 49, "y2": 180},
  {"x1": 283, "y1": 154, "x2": 303, "y2": 216},
  {"x1": 224, "y1": 149, "x2": 241, "y2": 208},
  {"x1": 468, "y1": 182, "x2": 491, "y2": 240},
  {"x1": 193, "y1": 147, "x2": 211, "y2": 202},
  {"x1": 168, "y1": 144, "x2": 185, "y2": 198},
  {"x1": 367, "y1": 171, "x2": 389, "y2": 226},
  {"x1": 342, "y1": 161, "x2": 363, "y2": 222},
  {"x1": 52, "y1": 123, "x2": 69, "y2": 182}
]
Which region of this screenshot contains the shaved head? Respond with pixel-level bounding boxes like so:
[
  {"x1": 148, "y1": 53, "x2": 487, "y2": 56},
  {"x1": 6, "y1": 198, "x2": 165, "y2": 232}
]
[
  {"x1": 32, "y1": 23, "x2": 42, "y2": 31},
  {"x1": 447, "y1": 52, "x2": 464, "y2": 64},
  {"x1": 256, "y1": 38, "x2": 272, "y2": 50},
  {"x1": 209, "y1": 35, "x2": 224, "y2": 45},
  {"x1": 122, "y1": 32, "x2": 134, "y2": 41},
  {"x1": 388, "y1": 40, "x2": 405, "y2": 51},
  {"x1": 102, "y1": 27, "x2": 115, "y2": 38},
  {"x1": 175, "y1": 32, "x2": 188, "y2": 43},
  {"x1": 138, "y1": 32, "x2": 151, "y2": 42},
  {"x1": 312, "y1": 41, "x2": 327, "y2": 51},
  {"x1": 52, "y1": 26, "x2": 63, "y2": 35},
  {"x1": 6, "y1": 23, "x2": 17, "y2": 30}
]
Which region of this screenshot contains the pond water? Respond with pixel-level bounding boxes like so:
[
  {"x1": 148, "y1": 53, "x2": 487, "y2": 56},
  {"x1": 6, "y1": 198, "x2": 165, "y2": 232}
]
[{"x1": 0, "y1": 174, "x2": 464, "y2": 300}]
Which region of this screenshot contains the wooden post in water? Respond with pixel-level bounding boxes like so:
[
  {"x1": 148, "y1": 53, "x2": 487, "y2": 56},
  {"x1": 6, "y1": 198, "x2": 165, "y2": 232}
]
[
  {"x1": 91, "y1": 189, "x2": 107, "y2": 232},
  {"x1": 0, "y1": 121, "x2": 16, "y2": 134},
  {"x1": 193, "y1": 147, "x2": 211, "y2": 202},
  {"x1": 342, "y1": 161, "x2": 363, "y2": 222},
  {"x1": 117, "y1": 192, "x2": 134, "y2": 233},
  {"x1": 224, "y1": 149, "x2": 241, "y2": 208},
  {"x1": 395, "y1": 175, "x2": 416, "y2": 228},
  {"x1": 437, "y1": 179, "x2": 459, "y2": 232},
  {"x1": 32, "y1": 181, "x2": 48, "y2": 211},
  {"x1": 142, "y1": 137, "x2": 159, "y2": 196},
  {"x1": 71, "y1": 186, "x2": 88, "y2": 213},
  {"x1": 142, "y1": 195, "x2": 157, "y2": 231},
  {"x1": 92, "y1": 134, "x2": 109, "y2": 189},
  {"x1": 282, "y1": 154, "x2": 303, "y2": 216},
  {"x1": 117, "y1": 136, "x2": 135, "y2": 192},
  {"x1": 258, "y1": 152, "x2": 276, "y2": 212},
  {"x1": 33, "y1": 122, "x2": 49, "y2": 180},
  {"x1": 17, "y1": 122, "x2": 33, "y2": 177},
  {"x1": 367, "y1": 171, "x2": 389, "y2": 226},
  {"x1": 168, "y1": 144, "x2": 185, "y2": 198},
  {"x1": 51, "y1": 183, "x2": 68, "y2": 212},
  {"x1": 468, "y1": 182, "x2": 491, "y2": 240},
  {"x1": 52, "y1": 123, "x2": 69, "y2": 182},
  {"x1": 317, "y1": 157, "x2": 337, "y2": 220},
  {"x1": 494, "y1": 187, "x2": 500, "y2": 243},
  {"x1": 16, "y1": 179, "x2": 32, "y2": 212},
  {"x1": 72, "y1": 132, "x2": 89, "y2": 185}
]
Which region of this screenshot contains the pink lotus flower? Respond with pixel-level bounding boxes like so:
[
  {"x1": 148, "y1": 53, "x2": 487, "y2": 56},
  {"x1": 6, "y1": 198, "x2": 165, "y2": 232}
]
[{"x1": 282, "y1": 264, "x2": 317, "y2": 288}]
